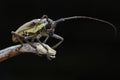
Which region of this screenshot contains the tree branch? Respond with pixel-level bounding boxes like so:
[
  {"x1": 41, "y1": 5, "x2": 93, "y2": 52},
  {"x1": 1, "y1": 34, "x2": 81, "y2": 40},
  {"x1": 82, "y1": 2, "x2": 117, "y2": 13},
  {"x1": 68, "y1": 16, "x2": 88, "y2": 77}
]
[{"x1": 0, "y1": 43, "x2": 56, "y2": 62}]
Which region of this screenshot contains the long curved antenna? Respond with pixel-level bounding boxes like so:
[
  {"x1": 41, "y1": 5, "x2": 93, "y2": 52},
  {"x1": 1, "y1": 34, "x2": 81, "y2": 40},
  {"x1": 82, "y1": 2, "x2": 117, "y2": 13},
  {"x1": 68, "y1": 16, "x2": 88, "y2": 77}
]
[
  {"x1": 39, "y1": 15, "x2": 48, "y2": 23},
  {"x1": 41, "y1": 15, "x2": 51, "y2": 24},
  {"x1": 54, "y1": 16, "x2": 117, "y2": 39}
]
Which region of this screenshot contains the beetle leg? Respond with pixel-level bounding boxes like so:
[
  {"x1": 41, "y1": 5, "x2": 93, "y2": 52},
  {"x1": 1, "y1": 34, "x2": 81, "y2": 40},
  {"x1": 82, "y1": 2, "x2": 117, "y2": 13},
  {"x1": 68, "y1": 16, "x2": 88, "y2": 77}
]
[
  {"x1": 36, "y1": 35, "x2": 48, "y2": 51},
  {"x1": 31, "y1": 35, "x2": 36, "y2": 43},
  {"x1": 24, "y1": 39, "x2": 36, "y2": 49},
  {"x1": 51, "y1": 34, "x2": 64, "y2": 49},
  {"x1": 43, "y1": 36, "x2": 49, "y2": 43},
  {"x1": 11, "y1": 31, "x2": 24, "y2": 39},
  {"x1": 15, "y1": 37, "x2": 24, "y2": 50},
  {"x1": 11, "y1": 31, "x2": 37, "y2": 50},
  {"x1": 11, "y1": 31, "x2": 25, "y2": 50}
]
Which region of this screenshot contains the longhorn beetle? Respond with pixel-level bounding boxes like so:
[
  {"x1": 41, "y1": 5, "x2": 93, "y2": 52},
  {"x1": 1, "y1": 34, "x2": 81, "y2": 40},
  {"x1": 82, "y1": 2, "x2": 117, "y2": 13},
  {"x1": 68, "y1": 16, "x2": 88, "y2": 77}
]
[{"x1": 11, "y1": 15, "x2": 117, "y2": 54}]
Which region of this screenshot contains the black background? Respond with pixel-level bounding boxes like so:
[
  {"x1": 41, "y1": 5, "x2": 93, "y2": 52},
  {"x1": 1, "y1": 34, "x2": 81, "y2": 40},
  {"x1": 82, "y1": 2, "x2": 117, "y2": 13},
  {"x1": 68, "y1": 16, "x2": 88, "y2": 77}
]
[{"x1": 0, "y1": 0, "x2": 120, "y2": 80}]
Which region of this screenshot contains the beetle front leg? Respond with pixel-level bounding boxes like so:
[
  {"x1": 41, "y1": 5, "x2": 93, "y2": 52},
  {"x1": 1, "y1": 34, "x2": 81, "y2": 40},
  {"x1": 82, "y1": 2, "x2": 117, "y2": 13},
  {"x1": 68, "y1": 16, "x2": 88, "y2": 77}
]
[{"x1": 51, "y1": 34, "x2": 64, "y2": 49}]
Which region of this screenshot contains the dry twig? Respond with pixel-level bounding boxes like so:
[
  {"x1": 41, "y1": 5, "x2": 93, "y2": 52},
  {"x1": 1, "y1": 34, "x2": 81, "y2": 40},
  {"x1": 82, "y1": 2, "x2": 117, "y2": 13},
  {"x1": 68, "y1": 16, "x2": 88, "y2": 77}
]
[{"x1": 0, "y1": 43, "x2": 56, "y2": 62}]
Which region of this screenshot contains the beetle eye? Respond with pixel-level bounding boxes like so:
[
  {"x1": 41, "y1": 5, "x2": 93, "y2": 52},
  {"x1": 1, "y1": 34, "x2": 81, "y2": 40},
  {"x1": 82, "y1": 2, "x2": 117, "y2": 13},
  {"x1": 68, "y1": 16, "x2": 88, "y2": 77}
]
[{"x1": 45, "y1": 23, "x2": 51, "y2": 29}]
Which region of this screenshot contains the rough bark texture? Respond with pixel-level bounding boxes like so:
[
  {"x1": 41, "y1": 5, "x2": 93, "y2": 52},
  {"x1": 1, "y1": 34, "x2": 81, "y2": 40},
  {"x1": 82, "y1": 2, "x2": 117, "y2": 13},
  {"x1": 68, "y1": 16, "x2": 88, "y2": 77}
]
[{"x1": 0, "y1": 43, "x2": 56, "y2": 62}]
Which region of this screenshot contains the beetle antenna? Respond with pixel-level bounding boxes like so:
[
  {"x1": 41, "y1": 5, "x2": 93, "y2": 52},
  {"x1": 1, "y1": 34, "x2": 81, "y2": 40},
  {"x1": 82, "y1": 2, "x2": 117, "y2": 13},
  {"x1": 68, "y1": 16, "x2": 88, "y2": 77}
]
[
  {"x1": 41, "y1": 15, "x2": 51, "y2": 24},
  {"x1": 54, "y1": 16, "x2": 117, "y2": 39}
]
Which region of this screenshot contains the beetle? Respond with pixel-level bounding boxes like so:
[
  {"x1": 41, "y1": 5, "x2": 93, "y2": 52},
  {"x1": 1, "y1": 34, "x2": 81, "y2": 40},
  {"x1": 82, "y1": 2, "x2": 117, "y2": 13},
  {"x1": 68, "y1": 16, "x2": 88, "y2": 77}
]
[{"x1": 11, "y1": 15, "x2": 117, "y2": 53}]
